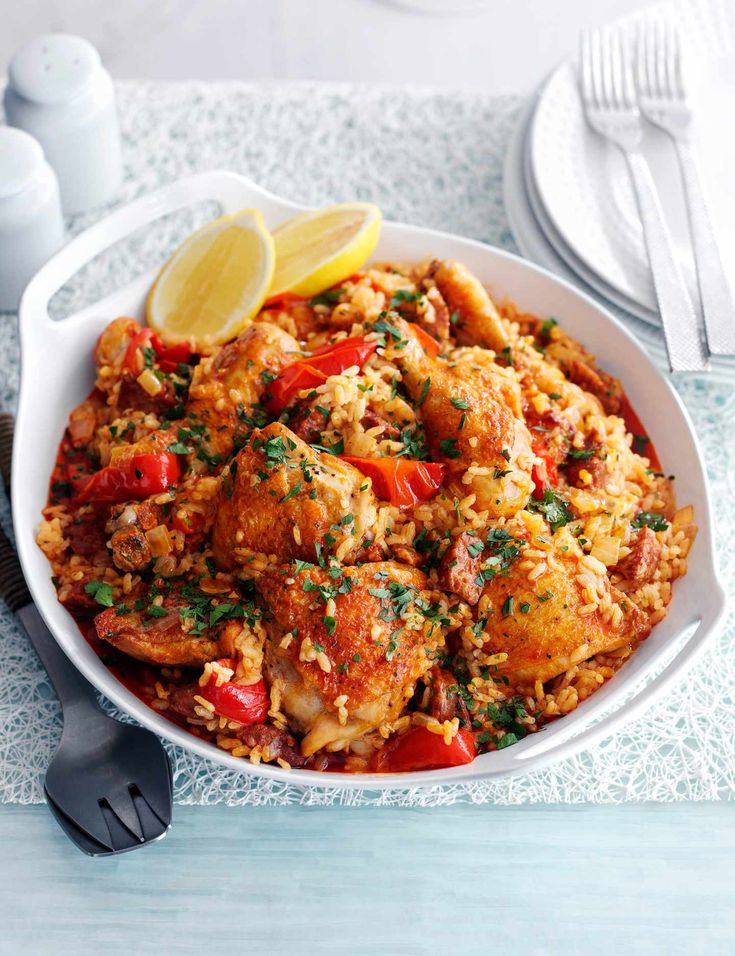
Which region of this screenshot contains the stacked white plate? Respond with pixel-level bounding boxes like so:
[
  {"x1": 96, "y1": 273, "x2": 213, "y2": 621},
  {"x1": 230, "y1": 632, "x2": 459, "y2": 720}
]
[{"x1": 503, "y1": 0, "x2": 735, "y2": 383}]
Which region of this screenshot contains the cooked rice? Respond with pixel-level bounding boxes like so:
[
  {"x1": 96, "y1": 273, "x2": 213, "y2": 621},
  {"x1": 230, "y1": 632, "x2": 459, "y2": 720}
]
[{"x1": 37, "y1": 258, "x2": 696, "y2": 774}]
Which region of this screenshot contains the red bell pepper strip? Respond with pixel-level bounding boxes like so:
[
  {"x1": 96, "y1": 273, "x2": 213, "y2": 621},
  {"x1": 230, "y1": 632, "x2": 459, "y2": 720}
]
[
  {"x1": 266, "y1": 336, "x2": 378, "y2": 412},
  {"x1": 262, "y1": 291, "x2": 308, "y2": 310},
  {"x1": 531, "y1": 443, "x2": 558, "y2": 498},
  {"x1": 199, "y1": 659, "x2": 269, "y2": 726},
  {"x1": 152, "y1": 336, "x2": 192, "y2": 373},
  {"x1": 341, "y1": 457, "x2": 445, "y2": 507},
  {"x1": 123, "y1": 328, "x2": 154, "y2": 374},
  {"x1": 79, "y1": 452, "x2": 181, "y2": 503},
  {"x1": 123, "y1": 328, "x2": 192, "y2": 375},
  {"x1": 266, "y1": 363, "x2": 330, "y2": 413},
  {"x1": 372, "y1": 726, "x2": 476, "y2": 773},
  {"x1": 306, "y1": 336, "x2": 377, "y2": 374}
]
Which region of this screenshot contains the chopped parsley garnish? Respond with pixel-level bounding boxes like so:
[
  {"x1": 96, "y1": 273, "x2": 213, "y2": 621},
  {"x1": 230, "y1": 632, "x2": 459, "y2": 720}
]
[
  {"x1": 394, "y1": 425, "x2": 428, "y2": 460},
  {"x1": 567, "y1": 445, "x2": 599, "y2": 460},
  {"x1": 417, "y1": 377, "x2": 431, "y2": 406},
  {"x1": 309, "y1": 288, "x2": 344, "y2": 307},
  {"x1": 632, "y1": 434, "x2": 650, "y2": 456},
  {"x1": 311, "y1": 437, "x2": 345, "y2": 456},
  {"x1": 146, "y1": 605, "x2": 168, "y2": 619},
  {"x1": 167, "y1": 441, "x2": 191, "y2": 455},
  {"x1": 501, "y1": 595, "x2": 515, "y2": 617},
  {"x1": 451, "y1": 397, "x2": 470, "y2": 410},
  {"x1": 477, "y1": 698, "x2": 530, "y2": 751},
  {"x1": 389, "y1": 289, "x2": 421, "y2": 309},
  {"x1": 84, "y1": 580, "x2": 114, "y2": 607},
  {"x1": 439, "y1": 438, "x2": 461, "y2": 459},
  {"x1": 372, "y1": 317, "x2": 407, "y2": 346},
  {"x1": 528, "y1": 488, "x2": 573, "y2": 532},
  {"x1": 540, "y1": 317, "x2": 558, "y2": 339},
  {"x1": 474, "y1": 529, "x2": 522, "y2": 584},
  {"x1": 279, "y1": 482, "x2": 302, "y2": 503},
  {"x1": 631, "y1": 511, "x2": 668, "y2": 532}
]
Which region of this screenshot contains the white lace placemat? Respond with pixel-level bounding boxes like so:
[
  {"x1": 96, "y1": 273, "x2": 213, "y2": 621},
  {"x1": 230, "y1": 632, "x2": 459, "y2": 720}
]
[{"x1": 1, "y1": 81, "x2": 733, "y2": 805}]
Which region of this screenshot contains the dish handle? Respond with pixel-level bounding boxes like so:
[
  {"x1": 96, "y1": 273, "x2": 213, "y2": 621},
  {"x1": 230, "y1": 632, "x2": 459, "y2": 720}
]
[{"x1": 18, "y1": 170, "x2": 287, "y2": 334}]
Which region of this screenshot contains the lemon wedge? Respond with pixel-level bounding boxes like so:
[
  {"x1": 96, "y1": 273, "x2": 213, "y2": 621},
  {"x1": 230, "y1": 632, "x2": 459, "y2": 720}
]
[
  {"x1": 147, "y1": 208, "x2": 275, "y2": 348},
  {"x1": 269, "y1": 202, "x2": 382, "y2": 298}
]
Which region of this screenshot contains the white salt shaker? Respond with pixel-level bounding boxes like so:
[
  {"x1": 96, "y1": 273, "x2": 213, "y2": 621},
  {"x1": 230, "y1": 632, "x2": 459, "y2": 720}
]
[
  {"x1": 4, "y1": 33, "x2": 122, "y2": 215},
  {"x1": 0, "y1": 127, "x2": 65, "y2": 311}
]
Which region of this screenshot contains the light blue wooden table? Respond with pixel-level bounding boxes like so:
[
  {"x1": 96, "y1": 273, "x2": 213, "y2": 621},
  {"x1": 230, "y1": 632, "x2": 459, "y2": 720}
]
[{"x1": 1, "y1": 801, "x2": 733, "y2": 954}]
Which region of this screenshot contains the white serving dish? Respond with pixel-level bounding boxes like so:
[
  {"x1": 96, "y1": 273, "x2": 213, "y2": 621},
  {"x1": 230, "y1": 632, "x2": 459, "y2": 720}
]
[{"x1": 14, "y1": 170, "x2": 727, "y2": 790}]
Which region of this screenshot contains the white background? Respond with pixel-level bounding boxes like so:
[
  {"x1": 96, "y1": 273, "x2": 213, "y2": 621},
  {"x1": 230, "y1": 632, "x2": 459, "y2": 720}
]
[{"x1": 5, "y1": 0, "x2": 650, "y2": 93}]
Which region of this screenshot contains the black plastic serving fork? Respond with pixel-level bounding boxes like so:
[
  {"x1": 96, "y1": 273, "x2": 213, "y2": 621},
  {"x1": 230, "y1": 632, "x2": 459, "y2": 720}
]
[{"x1": 0, "y1": 417, "x2": 173, "y2": 855}]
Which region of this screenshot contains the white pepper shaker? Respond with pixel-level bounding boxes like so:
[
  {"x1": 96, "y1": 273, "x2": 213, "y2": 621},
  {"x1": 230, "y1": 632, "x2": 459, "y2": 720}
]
[
  {"x1": 4, "y1": 33, "x2": 122, "y2": 215},
  {"x1": 0, "y1": 127, "x2": 65, "y2": 311}
]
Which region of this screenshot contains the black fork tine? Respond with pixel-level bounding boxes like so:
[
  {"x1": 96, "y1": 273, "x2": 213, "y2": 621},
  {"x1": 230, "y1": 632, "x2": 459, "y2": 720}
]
[
  {"x1": 130, "y1": 786, "x2": 171, "y2": 842},
  {"x1": 44, "y1": 787, "x2": 116, "y2": 853},
  {"x1": 44, "y1": 788, "x2": 113, "y2": 857},
  {"x1": 44, "y1": 773, "x2": 117, "y2": 851},
  {"x1": 104, "y1": 785, "x2": 146, "y2": 842},
  {"x1": 112, "y1": 726, "x2": 174, "y2": 826}
]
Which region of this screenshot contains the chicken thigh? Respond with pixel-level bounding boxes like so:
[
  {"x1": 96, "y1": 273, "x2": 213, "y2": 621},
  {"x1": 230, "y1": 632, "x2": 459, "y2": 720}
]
[
  {"x1": 429, "y1": 260, "x2": 509, "y2": 352},
  {"x1": 474, "y1": 531, "x2": 650, "y2": 686},
  {"x1": 386, "y1": 317, "x2": 534, "y2": 517},
  {"x1": 259, "y1": 561, "x2": 444, "y2": 756},
  {"x1": 211, "y1": 422, "x2": 379, "y2": 568},
  {"x1": 186, "y1": 321, "x2": 300, "y2": 458}
]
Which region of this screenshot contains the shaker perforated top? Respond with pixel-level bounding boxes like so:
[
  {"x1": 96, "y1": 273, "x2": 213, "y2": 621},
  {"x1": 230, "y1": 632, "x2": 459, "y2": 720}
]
[
  {"x1": 8, "y1": 33, "x2": 102, "y2": 105},
  {"x1": 0, "y1": 127, "x2": 45, "y2": 199}
]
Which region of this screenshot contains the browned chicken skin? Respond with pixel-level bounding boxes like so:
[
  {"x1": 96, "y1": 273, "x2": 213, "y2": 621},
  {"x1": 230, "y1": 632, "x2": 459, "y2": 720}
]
[
  {"x1": 260, "y1": 561, "x2": 443, "y2": 756},
  {"x1": 95, "y1": 588, "x2": 221, "y2": 666},
  {"x1": 387, "y1": 317, "x2": 534, "y2": 516},
  {"x1": 429, "y1": 260, "x2": 509, "y2": 352},
  {"x1": 186, "y1": 321, "x2": 300, "y2": 459},
  {"x1": 211, "y1": 422, "x2": 378, "y2": 569},
  {"x1": 476, "y1": 537, "x2": 649, "y2": 686}
]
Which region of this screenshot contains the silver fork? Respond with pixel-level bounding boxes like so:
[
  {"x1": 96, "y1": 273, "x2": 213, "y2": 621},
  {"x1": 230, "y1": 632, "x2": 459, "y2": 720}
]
[
  {"x1": 636, "y1": 18, "x2": 735, "y2": 355},
  {"x1": 580, "y1": 26, "x2": 708, "y2": 372}
]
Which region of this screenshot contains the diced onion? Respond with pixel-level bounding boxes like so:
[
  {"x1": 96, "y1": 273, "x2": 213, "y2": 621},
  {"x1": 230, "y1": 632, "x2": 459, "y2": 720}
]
[
  {"x1": 137, "y1": 368, "x2": 163, "y2": 397},
  {"x1": 672, "y1": 505, "x2": 695, "y2": 533},
  {"x1": 590, "y1": 535, "x2": 620, "y2": 567},
  {"x1": 145, "y1": 524, "x2": 172, "y2": 557}
]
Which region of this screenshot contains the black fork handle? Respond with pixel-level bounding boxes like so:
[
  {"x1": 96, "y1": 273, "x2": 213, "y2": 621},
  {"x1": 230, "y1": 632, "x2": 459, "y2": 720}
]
[{"x1": 17, "y1": 602, "x2": 103, "y2": 718}]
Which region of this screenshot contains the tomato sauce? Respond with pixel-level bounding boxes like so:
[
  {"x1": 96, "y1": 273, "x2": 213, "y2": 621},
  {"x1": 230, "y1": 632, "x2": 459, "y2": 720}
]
[{"x1": 618, "y1": 394, "x2": 662, "y2": 472}]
